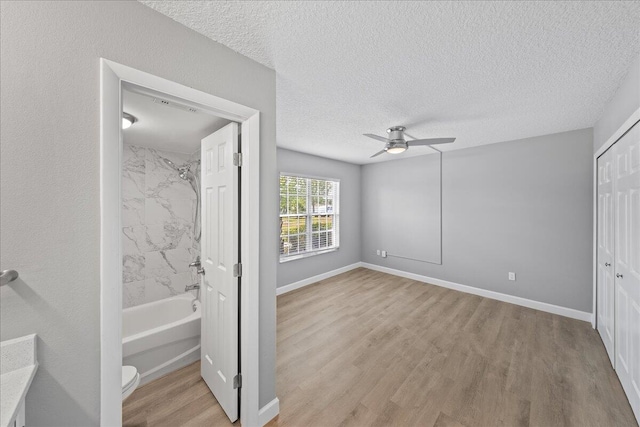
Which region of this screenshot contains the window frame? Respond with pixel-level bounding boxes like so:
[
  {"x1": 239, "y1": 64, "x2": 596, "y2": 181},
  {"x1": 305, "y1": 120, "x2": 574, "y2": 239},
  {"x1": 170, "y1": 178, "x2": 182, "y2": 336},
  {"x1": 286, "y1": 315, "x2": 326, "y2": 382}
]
[{"x1": 279, "y1": 172, "x2": 340, "y2": 263}]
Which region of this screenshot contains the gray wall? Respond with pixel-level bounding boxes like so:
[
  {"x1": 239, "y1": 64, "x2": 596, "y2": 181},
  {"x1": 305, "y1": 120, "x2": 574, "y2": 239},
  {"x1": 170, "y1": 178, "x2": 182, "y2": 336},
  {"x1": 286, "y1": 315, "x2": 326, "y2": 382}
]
[
  {"x1": 0, "y1": 1, "x2": 277, "y2": 424},
  {"x1": 362, "y1": 128, "x2": 594, "y2": 312},
  {"x1": 594, "y1": 52, "x2": 640, "y2": 152},
  {"x1": 277, "y1": 149, "x2": 361, "y2": 287},
  {"x1": 361, "y1": 153, "x2": 441, "y2": 265}
]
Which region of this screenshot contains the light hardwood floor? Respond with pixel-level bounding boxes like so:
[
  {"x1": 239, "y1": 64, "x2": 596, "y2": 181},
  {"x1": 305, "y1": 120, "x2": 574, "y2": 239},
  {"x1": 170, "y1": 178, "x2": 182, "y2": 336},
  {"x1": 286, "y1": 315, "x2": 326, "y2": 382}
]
[
  {"x1": 123, "y1": 362, "x2": 232, "y2": 427},
  {"x1": 124, "y1": 268, "x2": 638, "y2": 427}
]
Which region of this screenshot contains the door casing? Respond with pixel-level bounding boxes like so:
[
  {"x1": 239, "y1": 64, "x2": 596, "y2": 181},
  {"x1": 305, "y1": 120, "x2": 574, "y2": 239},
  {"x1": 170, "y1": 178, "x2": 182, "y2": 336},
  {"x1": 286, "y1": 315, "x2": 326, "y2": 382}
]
[{"x1": 99, "y1": 58, "x2": 262, "y2": 426}]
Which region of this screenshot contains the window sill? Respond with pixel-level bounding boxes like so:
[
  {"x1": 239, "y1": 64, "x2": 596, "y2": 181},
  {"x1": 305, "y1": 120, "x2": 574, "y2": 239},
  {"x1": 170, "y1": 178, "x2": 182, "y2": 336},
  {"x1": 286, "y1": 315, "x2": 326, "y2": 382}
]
[{"x1": 279, "y1": 247, "x2": 339, "y2": 263}]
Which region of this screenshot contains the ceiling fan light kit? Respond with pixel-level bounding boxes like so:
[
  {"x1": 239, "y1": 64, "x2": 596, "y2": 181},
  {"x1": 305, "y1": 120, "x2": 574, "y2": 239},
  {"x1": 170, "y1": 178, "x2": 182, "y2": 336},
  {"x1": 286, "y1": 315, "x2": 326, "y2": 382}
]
[
  {"x1": 386, "y1": 145, "x2": 407, "y2": 154},
  {"x1": 364, "y1": 125, "x2": 456, "y2": 158}
]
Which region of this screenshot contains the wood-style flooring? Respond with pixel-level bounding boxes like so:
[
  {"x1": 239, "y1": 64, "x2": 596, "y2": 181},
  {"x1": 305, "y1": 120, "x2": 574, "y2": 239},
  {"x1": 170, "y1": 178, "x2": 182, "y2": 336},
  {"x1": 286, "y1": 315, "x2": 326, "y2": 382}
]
[
  {"x1": 123, "y1": 362, "x2": 231, "y2": 427},
  {"x1": 124, "y1": 268, "x2": 638, "y2": 427}
]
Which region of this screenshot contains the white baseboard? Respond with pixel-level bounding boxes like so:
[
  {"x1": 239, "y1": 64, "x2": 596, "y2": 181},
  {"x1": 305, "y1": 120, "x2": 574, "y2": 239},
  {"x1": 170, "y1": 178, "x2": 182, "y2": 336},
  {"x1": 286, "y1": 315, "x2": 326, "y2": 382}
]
[
  {"x1": 258, "y1": 397, "x2": 280, "y2": 426},
  {"x1": 276, "y1": 262, "x2": 363, "y2": 295},
  {"x1": 361, "y1": 263, "x2": 593, "y2": 322}
]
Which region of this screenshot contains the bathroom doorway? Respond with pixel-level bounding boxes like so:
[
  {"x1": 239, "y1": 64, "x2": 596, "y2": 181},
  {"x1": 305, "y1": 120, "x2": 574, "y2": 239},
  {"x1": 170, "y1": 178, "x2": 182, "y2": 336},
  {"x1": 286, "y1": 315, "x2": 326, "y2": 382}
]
[{"x1": 100, "y1": 59, "x2": 262, "y2": 426}]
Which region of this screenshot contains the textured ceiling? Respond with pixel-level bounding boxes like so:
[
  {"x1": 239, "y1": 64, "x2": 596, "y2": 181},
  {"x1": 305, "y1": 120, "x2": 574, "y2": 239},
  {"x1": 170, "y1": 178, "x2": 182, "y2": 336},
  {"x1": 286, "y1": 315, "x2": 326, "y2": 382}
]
[{"x1": 141, "y1": 1, "x2": 640, "y2": 164}]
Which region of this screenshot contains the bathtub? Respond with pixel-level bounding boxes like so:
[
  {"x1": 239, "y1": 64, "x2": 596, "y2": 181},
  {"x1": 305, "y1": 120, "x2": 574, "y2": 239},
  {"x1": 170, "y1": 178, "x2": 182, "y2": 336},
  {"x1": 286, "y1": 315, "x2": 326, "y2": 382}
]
[{"x1": 123, "y1": 293, "x2": 201, "y2": 385}]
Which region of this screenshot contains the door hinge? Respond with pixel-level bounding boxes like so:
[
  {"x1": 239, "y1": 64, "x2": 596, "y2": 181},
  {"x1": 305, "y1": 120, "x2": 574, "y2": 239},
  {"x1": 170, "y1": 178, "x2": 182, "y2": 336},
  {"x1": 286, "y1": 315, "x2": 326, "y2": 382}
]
[
  {"x1": 233, "y1": 373, "x2": 242, "y2": 389},
  {"x1": 233, "y1": 152, "x2": 243, "y2": 167},
  {"x1": 233, "y1": 263, "x2": 242, "y2": 278}
]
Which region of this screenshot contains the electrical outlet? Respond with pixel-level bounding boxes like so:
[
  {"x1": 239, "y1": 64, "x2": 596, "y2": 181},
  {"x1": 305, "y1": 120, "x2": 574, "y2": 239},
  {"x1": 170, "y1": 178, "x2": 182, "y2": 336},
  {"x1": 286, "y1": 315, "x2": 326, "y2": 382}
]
[
  {"x1": 381, "y1": 250, "x2": 387, "y2": 258},
  {"x1": 508, "y1": 272, "x2": 516, "y2": 281},
  {"x1": 376, "y1": 249, "x2": 381, "y2": 256}
]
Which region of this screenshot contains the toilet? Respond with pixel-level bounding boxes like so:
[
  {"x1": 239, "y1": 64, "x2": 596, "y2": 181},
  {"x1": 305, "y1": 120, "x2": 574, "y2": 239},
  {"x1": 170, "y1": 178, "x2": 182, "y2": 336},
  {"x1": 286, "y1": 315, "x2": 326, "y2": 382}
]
[{"x1": 122, "y1": 365, "x2": 140, "y2": 401}]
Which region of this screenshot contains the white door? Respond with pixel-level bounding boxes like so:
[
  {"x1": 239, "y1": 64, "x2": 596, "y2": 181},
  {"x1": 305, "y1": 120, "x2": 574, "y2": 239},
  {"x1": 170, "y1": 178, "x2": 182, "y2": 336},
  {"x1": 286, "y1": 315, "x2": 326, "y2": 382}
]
[
  {"x1": 200, "y1": 122, "x2": 240, "y2": 422},
  {"x1": 597, "y1": 147, "x2": 616, "y2": 364},
  {"x1": 613, "y1": 123, "x2": 640, "y2": 420}
]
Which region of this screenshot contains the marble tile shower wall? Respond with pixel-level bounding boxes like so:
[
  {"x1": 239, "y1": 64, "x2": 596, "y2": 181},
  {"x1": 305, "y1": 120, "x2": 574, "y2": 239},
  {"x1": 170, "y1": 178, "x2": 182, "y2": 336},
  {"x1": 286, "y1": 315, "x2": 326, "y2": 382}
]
[{"x1": 122, "y1": 144, "x2": 201, "y2": 308}]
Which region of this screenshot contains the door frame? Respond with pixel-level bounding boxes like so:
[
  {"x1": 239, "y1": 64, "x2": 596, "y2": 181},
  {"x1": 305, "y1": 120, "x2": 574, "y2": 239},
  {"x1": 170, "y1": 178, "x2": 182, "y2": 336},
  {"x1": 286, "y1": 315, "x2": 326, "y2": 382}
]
[
  {"x1": 99, "y1": 58, "x2": 261, "y2": 426},
  {"x1": 592, "y1": 107, "x2": 640, "y2": 329}
]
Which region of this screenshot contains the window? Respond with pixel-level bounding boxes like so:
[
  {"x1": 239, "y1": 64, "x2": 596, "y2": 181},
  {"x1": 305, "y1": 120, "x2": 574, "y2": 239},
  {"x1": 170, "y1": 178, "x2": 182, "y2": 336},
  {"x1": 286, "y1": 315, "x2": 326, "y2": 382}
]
[{"x1": 279, "y1": 174, "x2": 339, "y2": 261}]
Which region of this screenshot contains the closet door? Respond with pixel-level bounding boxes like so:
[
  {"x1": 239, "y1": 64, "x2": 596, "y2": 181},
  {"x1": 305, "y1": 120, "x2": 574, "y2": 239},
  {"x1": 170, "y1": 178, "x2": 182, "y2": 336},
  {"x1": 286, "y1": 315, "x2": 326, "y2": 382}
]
[
  {"x1": 597, "y1": 147, "x2": 616, "y2": 364},
  {"x1": 614, "y1": 122, "x2": 640, "y2": 420}
]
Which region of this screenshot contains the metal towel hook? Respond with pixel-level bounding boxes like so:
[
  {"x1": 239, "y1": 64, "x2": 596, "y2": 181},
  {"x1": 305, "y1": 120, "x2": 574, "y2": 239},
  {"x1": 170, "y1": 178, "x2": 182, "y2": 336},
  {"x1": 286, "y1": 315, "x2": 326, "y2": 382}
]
[{"x1": 0, "y1": 270, "x2": 19, "y2": 286}]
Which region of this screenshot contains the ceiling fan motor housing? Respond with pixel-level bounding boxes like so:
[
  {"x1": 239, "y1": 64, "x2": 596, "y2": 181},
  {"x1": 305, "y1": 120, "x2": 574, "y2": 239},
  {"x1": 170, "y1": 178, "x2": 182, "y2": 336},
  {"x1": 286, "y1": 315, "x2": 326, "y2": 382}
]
[
  {"x1": 385, "y1": 126, "x2": 408, "y2": 152},
  {"x1": 387, "y1": 126, "x2": 406, "y2": 142}
]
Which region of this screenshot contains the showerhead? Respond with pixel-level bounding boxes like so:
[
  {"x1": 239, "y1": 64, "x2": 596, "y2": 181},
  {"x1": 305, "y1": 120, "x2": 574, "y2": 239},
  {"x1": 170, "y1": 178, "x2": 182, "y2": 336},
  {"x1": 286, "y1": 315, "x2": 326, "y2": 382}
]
[
  {"x1": 177, "y1": 163, "x2": 193, "y2": 180},
  {"x1": 178, "y1": 168, "x2": 189, "y2": 180},
  {"x1": 161, "y1": 156, "x2": 198, "y2": 182},
  {"x1": 158, "y1": 154, "x2": 201, "y2": 242}
]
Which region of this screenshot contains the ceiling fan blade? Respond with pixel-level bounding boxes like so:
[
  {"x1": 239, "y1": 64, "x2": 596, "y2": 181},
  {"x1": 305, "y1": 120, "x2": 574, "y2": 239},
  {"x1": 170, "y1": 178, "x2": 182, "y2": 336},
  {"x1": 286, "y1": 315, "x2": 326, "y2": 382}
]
[
  {"x1": 407, "y1": 137, "x2": 456, "y2": 146},
  {"x1": 370, "y1": 149, "x2": 387, "y2": 158},
  {"x1": 363, "y1": 133, "x2": 389, "y2": 143}
]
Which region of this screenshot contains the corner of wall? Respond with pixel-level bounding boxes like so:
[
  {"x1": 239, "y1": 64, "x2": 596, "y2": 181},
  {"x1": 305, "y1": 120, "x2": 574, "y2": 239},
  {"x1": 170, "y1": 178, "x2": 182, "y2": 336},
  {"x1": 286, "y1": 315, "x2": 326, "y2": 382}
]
[{"x1": 593, "y1": 52, "x2": 640, "y2": 153}]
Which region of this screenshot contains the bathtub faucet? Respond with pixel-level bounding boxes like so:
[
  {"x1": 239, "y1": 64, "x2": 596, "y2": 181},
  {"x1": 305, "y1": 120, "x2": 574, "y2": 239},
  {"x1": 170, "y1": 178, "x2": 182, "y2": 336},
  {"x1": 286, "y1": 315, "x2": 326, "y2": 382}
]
[
  {"x1": 185, "y1": 284, "x2": 200, "y2": 291},
  {"x1": 189, "y1": 256, "x2": 205, "y2": 276}
]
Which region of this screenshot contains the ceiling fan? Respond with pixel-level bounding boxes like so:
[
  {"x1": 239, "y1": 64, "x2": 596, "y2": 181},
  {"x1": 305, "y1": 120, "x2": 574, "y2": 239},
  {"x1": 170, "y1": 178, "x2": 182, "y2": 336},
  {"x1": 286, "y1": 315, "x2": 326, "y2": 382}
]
[{"x1": 364, "y1": 126, "x2": 456, "y2": 158}]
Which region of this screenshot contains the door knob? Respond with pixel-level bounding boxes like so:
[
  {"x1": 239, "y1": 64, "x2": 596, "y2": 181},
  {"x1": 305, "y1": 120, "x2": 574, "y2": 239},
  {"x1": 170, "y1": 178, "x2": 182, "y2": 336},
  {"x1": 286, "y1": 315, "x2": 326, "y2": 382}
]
[
  {"x1": 197, "y1": 267, "x2": 205, "y2": 276},
  {"x1": 605, "y1": 263, "x2": 611, "y2": 267},
  {"x1": 616, "y1": 273, "x2": 623, "y2": 278}
]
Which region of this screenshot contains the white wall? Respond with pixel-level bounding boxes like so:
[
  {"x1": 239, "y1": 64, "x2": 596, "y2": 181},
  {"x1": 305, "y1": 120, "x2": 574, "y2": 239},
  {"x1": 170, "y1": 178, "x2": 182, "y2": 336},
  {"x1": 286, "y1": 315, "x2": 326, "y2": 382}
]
[
  {"x1": 277, "y1": 148, "x2": 361, "y2": 287},
  {"x1": 594, "y1": 52, "x2": 640, "y2": 152},
  {"x1": 362, "y1": 128, "x2": 594, "y2": 312},
  {"x1": 0, "y1": 1, "x2": 277, "y2": 424}
]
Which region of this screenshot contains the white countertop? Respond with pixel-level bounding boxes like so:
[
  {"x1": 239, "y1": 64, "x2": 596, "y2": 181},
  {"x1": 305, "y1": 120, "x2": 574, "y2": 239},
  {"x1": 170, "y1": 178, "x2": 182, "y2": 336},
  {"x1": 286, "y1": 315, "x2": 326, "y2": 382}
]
[
  {"x1": 0, "y1": 364, "x2": 38, "y2": 427},
  {"x1": 0, "y1": 334, "x2": 38, "y2": 427}
]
